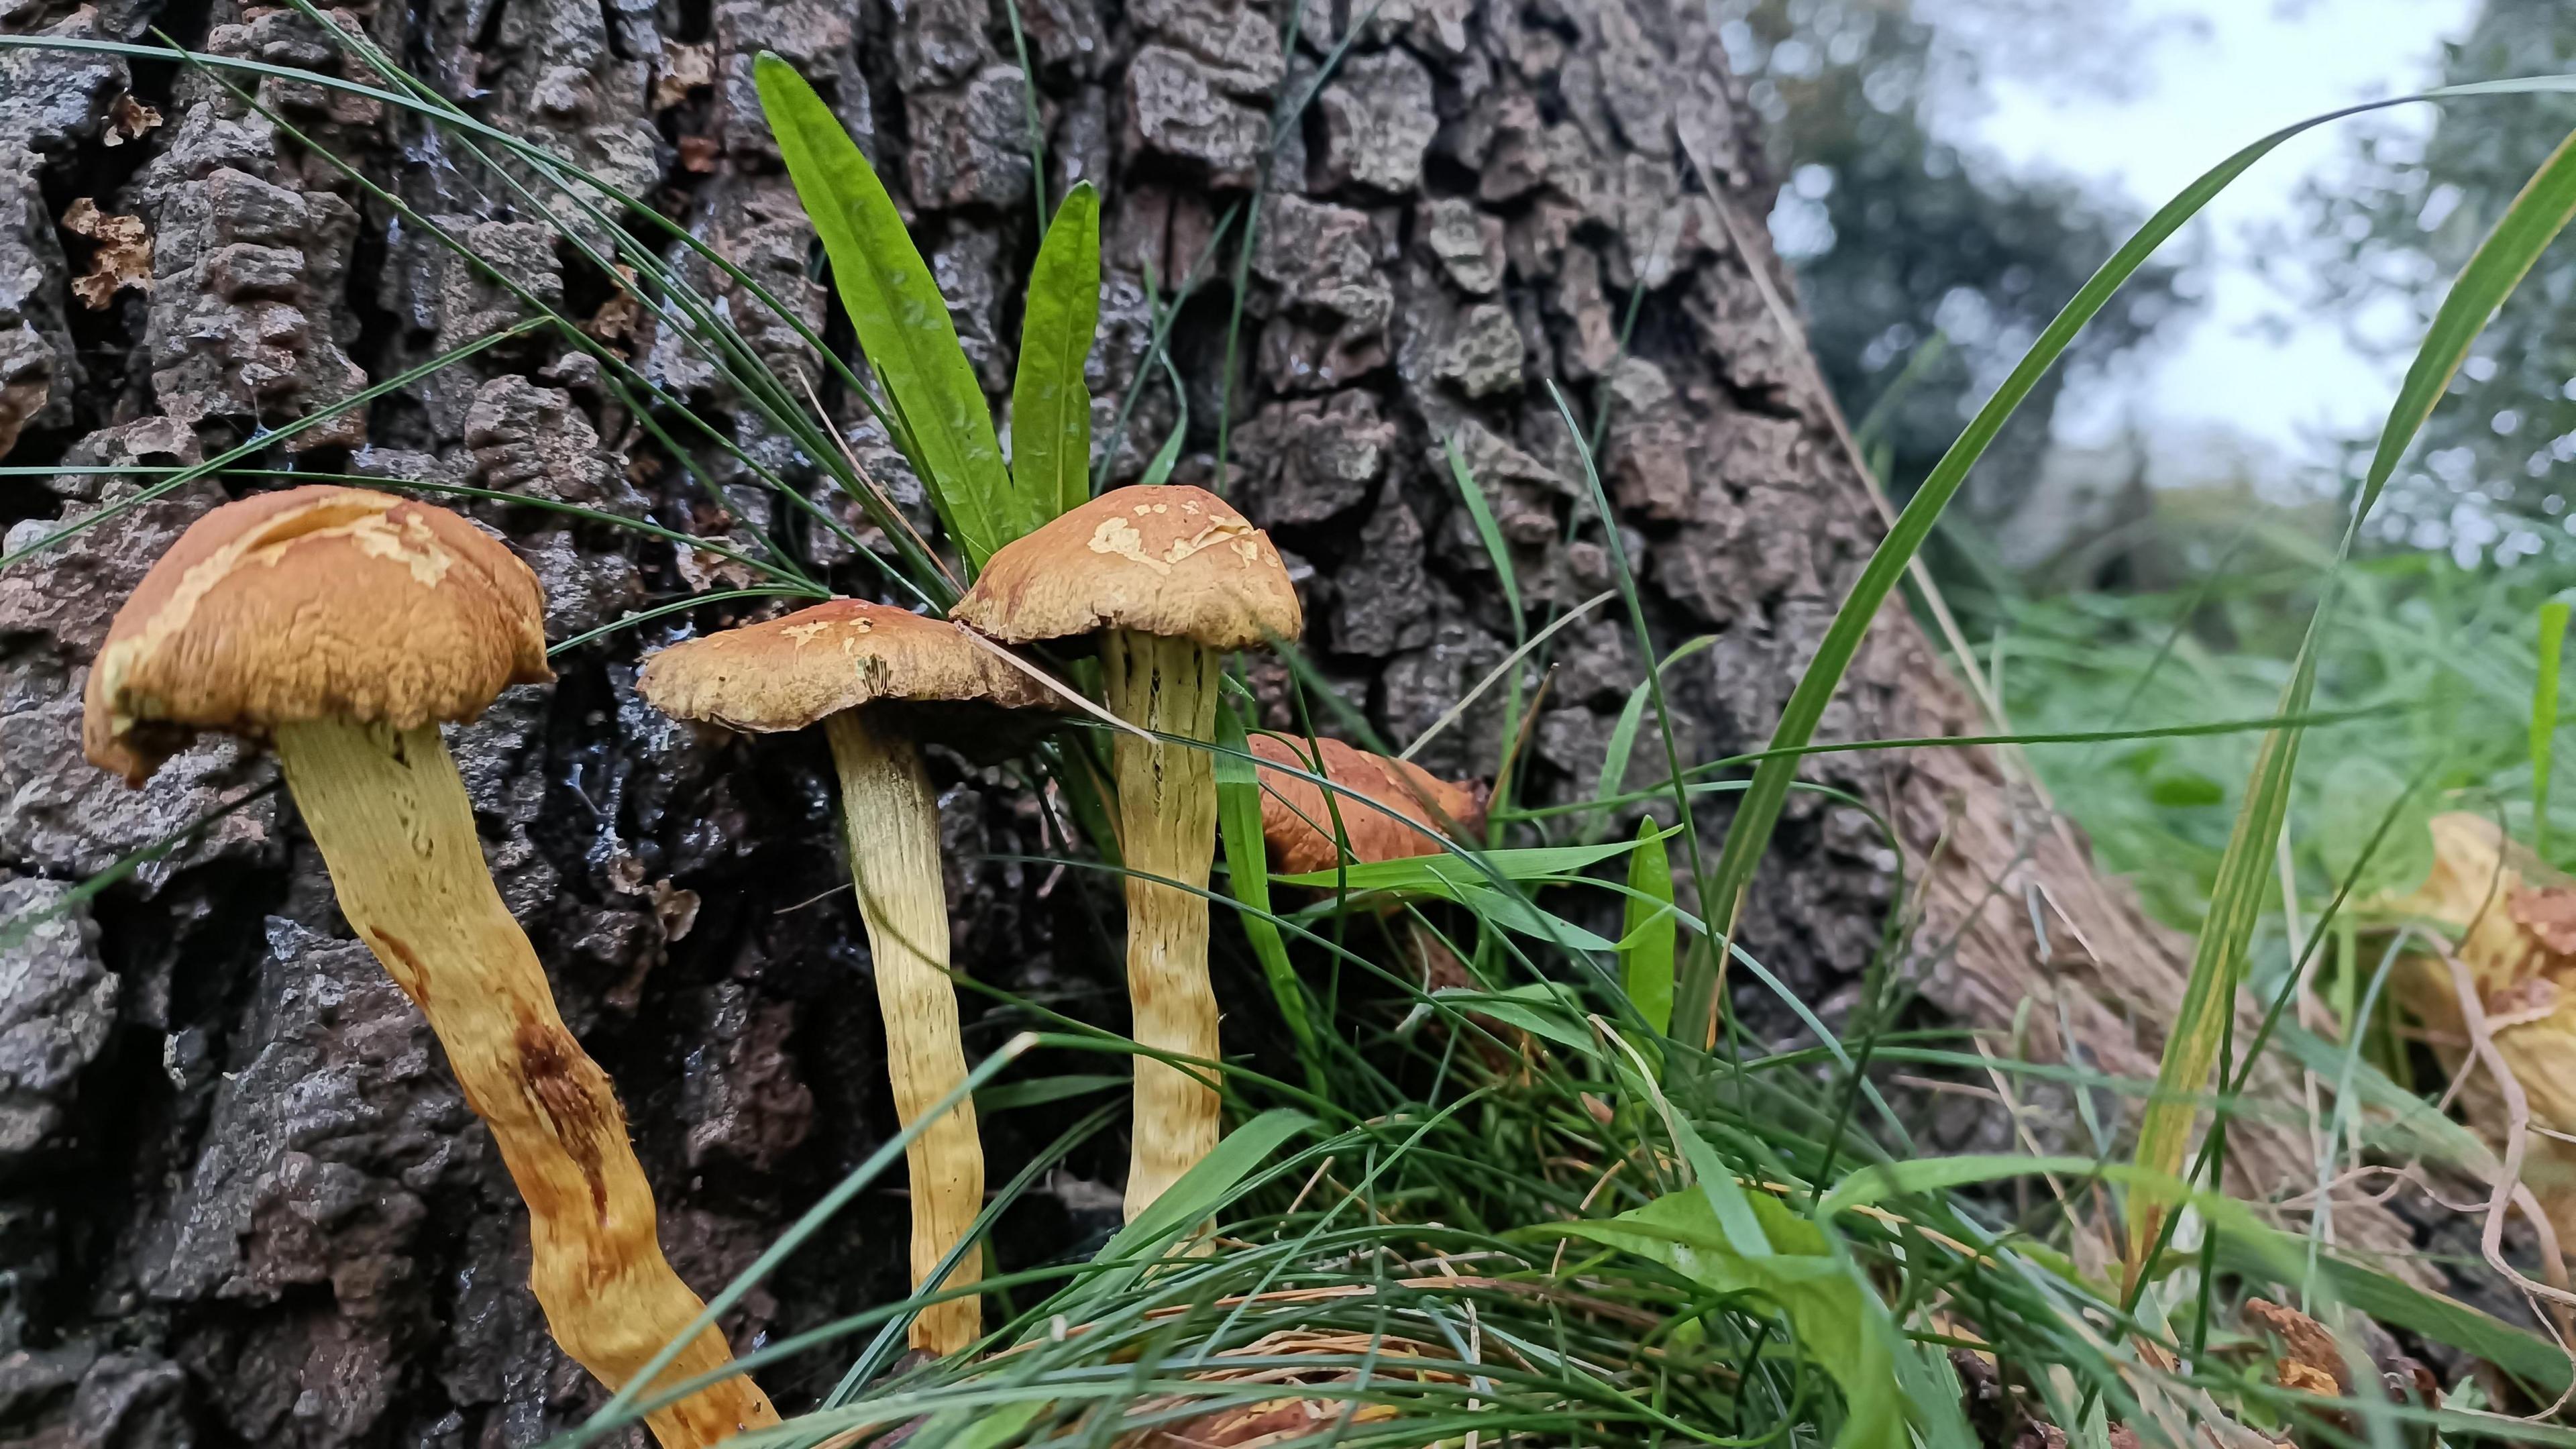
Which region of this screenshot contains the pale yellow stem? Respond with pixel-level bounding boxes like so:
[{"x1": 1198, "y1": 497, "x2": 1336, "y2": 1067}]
[
  {"x1": 274, "y1": 718, "x2": 776, "y2": 1449},
  {"x1": 824, "y1": 710, "x2": 983, "y2": 1354},
  {"x1": 1098, "y1": 629, "x2": 1223, "y2": 1221}
]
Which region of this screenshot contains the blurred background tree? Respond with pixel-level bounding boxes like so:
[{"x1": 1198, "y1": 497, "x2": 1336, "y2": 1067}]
[
  {"x1": 1717, "y1": 0, "x2": 2198, "y2": 575},
  {"x1": 2292, "y1": 0, "x2": 2576, "y2": 563}
]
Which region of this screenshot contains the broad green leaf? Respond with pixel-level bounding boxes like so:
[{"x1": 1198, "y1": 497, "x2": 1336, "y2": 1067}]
[
  {"x1": 1661, "y1": 1107, "x2": 1776, "y2": 1260},
  {"x1": 1620, "y1": 814, "x2": 1676, "y2": 1034},
  {"x1": 1444, "y1": 883, "x2": 1621, "y2": 953},
  {"x1": 1442, "y1": 433, "x2": 1521, "y2": 625},
  {"x1": 1429, "y1": 983, "x2": 1596, "y2": 1055},
  {"x1": 1215, "y1": 702, "x2": 1320, "y2": 1088},
  {"x1": 755, "y1": 54, "x2": 1020, "y2": 569},
  {"x1": 1281, "y1": 835, "x2": 1675, "y2": 953},
  {"x1": 1011, "y1": 182, "x2": 1100, "y2": 523},
  {"x1": 1819, "y1": 1152, "x2": 2113, "y2": 1220},
  {"x1": 1554, "y1": 1189, "x2": 1907, "y2": 1449},
  {"x1": 2144, "y1": 769, "x2": 2225, "y2": 808},
  {"x1": 936, "y1": 1401, "x2": 1042, "y2": 1449}
]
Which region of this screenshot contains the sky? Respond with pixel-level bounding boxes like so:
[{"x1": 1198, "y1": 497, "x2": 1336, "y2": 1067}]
[{"x1": 1956, "y1": 0, "x2": 2479, "y2": 469}]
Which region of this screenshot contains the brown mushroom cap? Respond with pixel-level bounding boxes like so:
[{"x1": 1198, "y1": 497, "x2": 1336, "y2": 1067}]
[
  {"x1": 950, "y1": 485, "x2": 1303, "y2": 652},
  {"x1": 637, "y1": 598, "x2": 1061, "y2": 733},
  {"x1": 83, "y1": 486, "x2": 551, "y2": 786},
  {"x1": 1251, "y1": 734, "x2": 1488, "y2": 876}
]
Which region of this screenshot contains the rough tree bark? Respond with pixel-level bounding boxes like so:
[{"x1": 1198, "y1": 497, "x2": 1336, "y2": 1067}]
[{"x1": 0, "y1": 0, "x2": 2398, "y2": 1444}]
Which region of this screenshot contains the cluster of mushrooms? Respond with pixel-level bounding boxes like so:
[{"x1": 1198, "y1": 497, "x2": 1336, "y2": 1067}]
[{"x1": 81, "y1": 481, "x2": 1484, "y2": 1447}]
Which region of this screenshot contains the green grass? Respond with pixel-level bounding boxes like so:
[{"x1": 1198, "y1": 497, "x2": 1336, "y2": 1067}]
[{"x1": 11, "y1": 19, "x2": 2576, "y2": 1449}]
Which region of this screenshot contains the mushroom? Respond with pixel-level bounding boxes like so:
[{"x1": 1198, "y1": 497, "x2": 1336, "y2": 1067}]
[
  {"x1": 1249, "y1": 735, "x2": 1488, "y2": 876},
  {"x1": 951, "y1": 484, "x2": 1302, "y2": 1219},
  {"x1": 1252, "y1": 735, "x2": 1492, "y2": 1008},
  {"x1": 83, "y1": 486, "x2": 777, "y2": 1449},
  {"x1": 637, "y1": 598, "x2": 1058, "y2": 1354}
]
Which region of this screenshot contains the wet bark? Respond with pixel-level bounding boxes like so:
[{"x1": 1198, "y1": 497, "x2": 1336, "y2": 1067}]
[{"x1": 0, "y1": 0, "x2": 2395, "y2": 1444}]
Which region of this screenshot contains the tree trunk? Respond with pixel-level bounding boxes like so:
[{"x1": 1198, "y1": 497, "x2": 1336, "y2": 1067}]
[{"x1": 0, "y1": 0, "x2": 2394, "y2": 1444}]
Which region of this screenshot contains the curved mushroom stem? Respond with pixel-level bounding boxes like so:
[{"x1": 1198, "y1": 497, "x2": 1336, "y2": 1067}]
[
  {"x1": 1098, "y1": 629, "x2": 1224, "y2": 1220},
  {"x1": 273, "y1": 718, "x2": 778, "y2": 1449},
  {"x1": 823, "y1": 710, "x2": 984, "y2": 1353}
]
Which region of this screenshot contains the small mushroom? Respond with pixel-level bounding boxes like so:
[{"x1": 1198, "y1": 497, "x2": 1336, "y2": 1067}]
[
  {"x1": 83, "y1": 486, "x2": 776, "y2": 1449},
  {"x1": 1251, "y1": 736, "x2": 1494, "y2": 1018},
  {"x1": 639, "y1": 598, "x2": 1058, "y2": 1354},
  {"x1": 1249, "y1": 735, "x2": 1488, "y2": 875},
  {"x1": 952, "y1": 484, "x2": 1303, "y2": 1220}
]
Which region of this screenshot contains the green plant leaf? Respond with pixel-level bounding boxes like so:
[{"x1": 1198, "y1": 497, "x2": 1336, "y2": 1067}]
[
  {"x1": 973, "y1": 1074, "x2": 1126, "y2": 1114},
  {"x1": 2357, "y1": 126, "x2": 2576, "y2": 528},
  {"x1": 1429, "y1": 983, "x2": 1597, "y2": 1055},
  {"x1": 1819, "y1": 1153, "x2": 2116, "y2": 1220},
  {"x1": 1216, "y1": 701, "x2": 1321, "y2": 1089},
  {"x1": 1138, "y1": 345, "x2": 1188, "y2": 488},
  {"x1": 2143, "y1": 769, "x2": 2226, "y2": 808},
  {"x1": 755, "y1": 53, "x2": 1020, "y2": 570},
  {"x1": 1443, "y1": 433, "x2": 1521, "y2": 627},
  {"x1": 1278, "y1": 835, "x2": 1672, "y2": 953},
  {"x1": 2316, "y1": 756, "x2": 2434, "y2": 896},
  {"x1": 1065, "y1": 1109, "x2": 1313, "y2": 1314},
  {"x1": 1011, "y1": 181, "x2": 1100, "y2": 524},
  {"x1": 1271, "y1": 835, "x2": 1664, "y2": 892},
  {"x1": 1445, "y1": 883, "x2": 1622, "y2": 953},
  {"x1": 1588, "y1": 635, "x2": 1715, "y2": 843},
  {"x1": 1620, "y1": 814, "x2": 1677, "y2": 1035},
  {"x1": 1554, "y1": 1189, "x2": 1908, "y2": 1449}
]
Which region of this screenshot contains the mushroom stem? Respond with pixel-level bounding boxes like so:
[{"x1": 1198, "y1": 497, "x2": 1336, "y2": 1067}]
[
  {"x1": 822, "y1": 710, "x2": 983, "y2": 1352},
  {"x1": 272, "y1": 718, "x2": 777, "y2": 1449},
  {"x1": 1097, "y1": 628, "x2": 1224, "y2": 1220}
]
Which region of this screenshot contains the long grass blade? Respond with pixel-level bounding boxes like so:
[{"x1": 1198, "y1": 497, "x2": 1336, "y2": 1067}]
[{"x1": 1442, "y1": 435, "x2": 1521, "y2": 627}]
